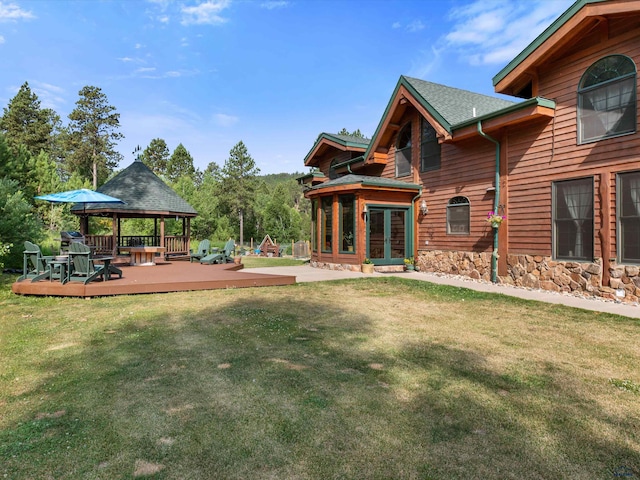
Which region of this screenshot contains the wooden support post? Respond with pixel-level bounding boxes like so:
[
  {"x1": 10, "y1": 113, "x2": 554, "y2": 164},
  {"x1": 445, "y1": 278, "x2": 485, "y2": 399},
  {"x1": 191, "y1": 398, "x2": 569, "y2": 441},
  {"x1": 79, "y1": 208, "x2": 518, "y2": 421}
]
[
  {"x1": 112, "y1": 214, "x2": 118, "y2": 257},
  {"x1": 599, "y1": 171, "x2": 611, "y2": 287},
  {"x1": 159, "y1": 216, "x2": 166, "y2": 261}
]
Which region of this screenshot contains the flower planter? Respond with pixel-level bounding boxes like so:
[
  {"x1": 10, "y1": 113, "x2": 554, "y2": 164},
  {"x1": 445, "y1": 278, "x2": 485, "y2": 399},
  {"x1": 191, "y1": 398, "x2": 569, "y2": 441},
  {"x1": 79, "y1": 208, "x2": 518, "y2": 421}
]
[{"x1": 361, "y1": 263, "x2": 374, "y2": 274}]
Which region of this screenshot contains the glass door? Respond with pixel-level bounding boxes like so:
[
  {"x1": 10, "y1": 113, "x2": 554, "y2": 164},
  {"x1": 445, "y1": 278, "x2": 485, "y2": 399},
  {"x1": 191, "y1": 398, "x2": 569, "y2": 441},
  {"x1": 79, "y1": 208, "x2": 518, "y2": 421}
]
[{"x1": 367, "y1": 207, "x2": 407, "y2": 265}]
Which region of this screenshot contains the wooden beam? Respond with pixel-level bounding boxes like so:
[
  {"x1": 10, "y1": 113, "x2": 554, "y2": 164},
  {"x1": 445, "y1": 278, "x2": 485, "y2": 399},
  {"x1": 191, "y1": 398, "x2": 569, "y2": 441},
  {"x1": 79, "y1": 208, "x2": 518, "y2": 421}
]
[
  {"x1": 598, "y1": 171, "x2": 611, "y2": 287},
  {"x1": 451, "y1": 105, "x2": 555, "y2": 142}
]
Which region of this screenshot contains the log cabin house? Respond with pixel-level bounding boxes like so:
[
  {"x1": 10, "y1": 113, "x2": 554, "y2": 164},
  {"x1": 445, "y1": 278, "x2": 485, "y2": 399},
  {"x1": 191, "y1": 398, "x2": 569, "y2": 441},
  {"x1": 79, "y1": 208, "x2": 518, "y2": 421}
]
[{"x1": 299, "y1": 0, "x2": 640, "y2": 303}]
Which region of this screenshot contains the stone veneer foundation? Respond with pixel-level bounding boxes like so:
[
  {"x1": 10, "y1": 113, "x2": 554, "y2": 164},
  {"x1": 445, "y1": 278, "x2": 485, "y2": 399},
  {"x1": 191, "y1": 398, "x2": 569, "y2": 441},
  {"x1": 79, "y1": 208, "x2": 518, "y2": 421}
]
[{"x1": 416, "y1": 250, "x2": 640, "y2": 304}]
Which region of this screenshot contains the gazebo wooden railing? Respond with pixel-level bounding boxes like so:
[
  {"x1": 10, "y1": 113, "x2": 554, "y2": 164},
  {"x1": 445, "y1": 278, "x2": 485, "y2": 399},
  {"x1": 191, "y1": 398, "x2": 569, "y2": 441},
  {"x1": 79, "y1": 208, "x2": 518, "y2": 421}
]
[{"x1": 85, "y1": 235, "x2": 189, "y2": 257}]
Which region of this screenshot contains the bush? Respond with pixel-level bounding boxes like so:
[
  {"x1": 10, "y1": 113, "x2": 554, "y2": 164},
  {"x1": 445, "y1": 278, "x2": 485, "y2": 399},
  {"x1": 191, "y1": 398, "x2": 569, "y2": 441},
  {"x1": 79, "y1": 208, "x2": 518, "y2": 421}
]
[{"x1": 0, "y1": 178, "x2": 43, "y2": 268}]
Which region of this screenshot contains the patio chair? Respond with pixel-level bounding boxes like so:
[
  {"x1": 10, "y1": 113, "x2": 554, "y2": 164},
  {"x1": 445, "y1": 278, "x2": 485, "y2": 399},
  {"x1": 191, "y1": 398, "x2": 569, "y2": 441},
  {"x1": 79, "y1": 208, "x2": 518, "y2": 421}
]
[
  {"x1": 67, "y1": 242, "x2": 105, "y2": 284},
  {"x1": 190, "y1": 239, "x2": 211, "y2": 263},
  {"x1": 200, "y1": 238, "x2": 235, "y2": 264},
  {"x1": 17, "y1": 241, "x2": 54, "y2": 282}
]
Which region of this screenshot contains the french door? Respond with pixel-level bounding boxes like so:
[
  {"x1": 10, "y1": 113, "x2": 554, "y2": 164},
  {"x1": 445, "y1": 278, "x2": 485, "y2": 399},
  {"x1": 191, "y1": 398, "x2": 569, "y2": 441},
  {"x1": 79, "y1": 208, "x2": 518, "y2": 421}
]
[{"x1": 367, "y1": 207, "x2": 409, "y2": 265}]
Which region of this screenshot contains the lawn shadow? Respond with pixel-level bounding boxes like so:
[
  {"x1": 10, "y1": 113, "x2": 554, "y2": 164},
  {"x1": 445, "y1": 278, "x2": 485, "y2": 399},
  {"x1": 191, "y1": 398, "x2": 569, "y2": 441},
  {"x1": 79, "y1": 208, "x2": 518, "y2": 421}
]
[{"x1": 1, "y1": 286, "x2": 638, "y2": 479}]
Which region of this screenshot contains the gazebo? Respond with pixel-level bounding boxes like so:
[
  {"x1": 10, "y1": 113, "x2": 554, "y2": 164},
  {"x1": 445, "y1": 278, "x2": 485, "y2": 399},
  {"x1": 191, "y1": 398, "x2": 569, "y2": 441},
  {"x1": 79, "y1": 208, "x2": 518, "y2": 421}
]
[{"x1": 72, "y1": 159, "x2": 197, "y2": 260}]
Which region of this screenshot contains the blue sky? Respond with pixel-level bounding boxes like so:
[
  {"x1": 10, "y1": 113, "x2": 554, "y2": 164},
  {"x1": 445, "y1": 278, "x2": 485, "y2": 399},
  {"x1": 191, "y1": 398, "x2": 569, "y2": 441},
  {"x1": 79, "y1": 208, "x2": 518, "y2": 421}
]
[{"x1": 1, "y1": 0, "x2": 574, "y2": 175}]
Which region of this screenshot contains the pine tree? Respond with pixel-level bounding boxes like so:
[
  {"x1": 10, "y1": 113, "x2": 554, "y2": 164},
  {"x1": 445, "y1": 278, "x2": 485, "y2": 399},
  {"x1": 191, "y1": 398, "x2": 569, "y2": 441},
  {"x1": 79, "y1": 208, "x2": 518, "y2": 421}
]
[
  {"x1": 219, "y1": 141, "x2": 260, "y2": 247},
  {"x1": 141, "y1": 138, "x2": 170, "y2": 176},
  {"x1": 65, "y1": 86, "x2": 124, "y2": 189},
  {"x1": 0, "y1": 81, "x2": 58, "y2": 157},
  {"x1": 166, "y1": 143, "x2": 195, "y2": 182}
]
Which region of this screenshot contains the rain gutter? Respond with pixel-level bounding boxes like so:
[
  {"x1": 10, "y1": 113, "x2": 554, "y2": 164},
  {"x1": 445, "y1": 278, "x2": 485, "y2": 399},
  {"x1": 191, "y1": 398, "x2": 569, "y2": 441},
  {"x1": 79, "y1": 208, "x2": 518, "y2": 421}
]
[{"x1": 477, "y1": 121, "x2": 500, "y2": 283}]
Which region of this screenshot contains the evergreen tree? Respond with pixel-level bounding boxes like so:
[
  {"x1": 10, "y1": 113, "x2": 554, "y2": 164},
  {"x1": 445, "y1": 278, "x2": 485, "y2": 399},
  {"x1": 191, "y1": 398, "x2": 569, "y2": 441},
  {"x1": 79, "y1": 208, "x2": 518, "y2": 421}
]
[
  {"x1": 65, "y1": 85, "x2": 123, "y2": 189},
  {"x1": 0, "y1": 81, "x2": 57, "y2": 157},
  {"x1": 337, "y1": 128, "x2": 366, "y2": 138},
  {"x1": 219, "y1": 141, "x2": 260, "y2": 247},
  {"x1": 141, "y1": 138, "x2": 170, "y2": 176},
  {"x1": 262, "y1": 184, "x2": 301, "y2": 243},
  {"x1": 166, "y1": 143, "x2": 195, "y2": 182}
]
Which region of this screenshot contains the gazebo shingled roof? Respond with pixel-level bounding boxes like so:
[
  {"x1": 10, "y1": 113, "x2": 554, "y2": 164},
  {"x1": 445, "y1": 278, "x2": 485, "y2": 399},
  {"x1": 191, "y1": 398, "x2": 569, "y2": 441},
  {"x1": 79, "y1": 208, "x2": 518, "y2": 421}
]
[{"x1": 72, "y1": 159, "x2": 197, "y2": 217}]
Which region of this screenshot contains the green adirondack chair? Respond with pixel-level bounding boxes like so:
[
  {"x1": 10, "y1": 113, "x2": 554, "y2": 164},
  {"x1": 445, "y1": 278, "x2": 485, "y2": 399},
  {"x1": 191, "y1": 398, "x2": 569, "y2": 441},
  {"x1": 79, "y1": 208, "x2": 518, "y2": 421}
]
[
  {"x1": 190, "y1": 239, "x2": 211, "y2": 263},
  {"x1": 200, "y1": 238, "x2": 235, "y2": 264},
  {"x1": 68, "y1": 242, "x2": 105, "y2": 284},
  {"x1": 17, "y1": 241, "x2": 54, "y2": 282}
]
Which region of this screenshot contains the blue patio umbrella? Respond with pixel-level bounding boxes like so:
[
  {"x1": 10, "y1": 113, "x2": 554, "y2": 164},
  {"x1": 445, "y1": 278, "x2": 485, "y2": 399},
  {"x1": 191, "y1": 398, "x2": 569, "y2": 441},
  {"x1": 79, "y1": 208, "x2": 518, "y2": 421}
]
[
  {"x1": 35, "y1": 188, "x2": 125, "y2": 214},
  {"x1": 35, "y1": 188, "x2": 124, "y2": 204}
]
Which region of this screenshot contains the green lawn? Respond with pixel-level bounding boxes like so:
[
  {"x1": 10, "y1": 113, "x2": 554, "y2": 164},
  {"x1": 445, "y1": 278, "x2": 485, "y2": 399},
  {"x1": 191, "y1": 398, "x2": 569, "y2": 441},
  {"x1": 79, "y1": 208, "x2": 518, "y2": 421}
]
[{"x1": 1, "y1": 274, "x2": 639, "y2": 479}]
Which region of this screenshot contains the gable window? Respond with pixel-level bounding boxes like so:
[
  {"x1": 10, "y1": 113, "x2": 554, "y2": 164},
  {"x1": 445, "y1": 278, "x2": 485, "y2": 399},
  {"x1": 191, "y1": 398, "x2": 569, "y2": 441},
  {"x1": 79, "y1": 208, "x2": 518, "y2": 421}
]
[
  {"x1": 578, "y1": 55, "x2": 636, "y2": 144},
  {"x1": 339, "y1": 195, "x2": 355, "y2": 253},
  {"x1": 329, "y1": 158, "x2": 339, "y2": 180},
  {"x1": 420, "y1": 119, "x2": 440, "y2": 171},
  {"x1": 618, "y1": 171, "x2": 640, "y2": 263},
  {"x1": 395, "y1": 123, "x2": 412, "y2": 177},
  {"x1": 553, "y1": 178, "x2": 593, "y2": 261},
  {"x1": 447, "y1": 196, "x2": 469, "y2": 235},
  {"x1": 321, "y1": 196, "x2": 333, "y2": 253}
]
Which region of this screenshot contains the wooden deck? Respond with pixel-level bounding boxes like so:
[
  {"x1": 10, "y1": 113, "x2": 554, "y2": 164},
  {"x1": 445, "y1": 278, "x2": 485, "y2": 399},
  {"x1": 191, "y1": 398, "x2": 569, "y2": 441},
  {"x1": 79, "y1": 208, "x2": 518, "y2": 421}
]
[{"x1": 11, "y1": 261, "x2": 296, "y2": 298}]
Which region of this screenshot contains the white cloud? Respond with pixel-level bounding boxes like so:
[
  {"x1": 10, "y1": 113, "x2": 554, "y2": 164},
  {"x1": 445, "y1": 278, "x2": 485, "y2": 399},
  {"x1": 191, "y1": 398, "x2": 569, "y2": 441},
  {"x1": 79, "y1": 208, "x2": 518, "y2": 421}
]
[
  {"x1": 391, "y1": 19, "x2": 426, "y2": 33},
  {"x1": 213, "y1": 113, "x2": 238, "y2": 127},
  {"x1": 260, "y1": 1, "x2": 288, "y2": 10},
  {"x1": 0, "y1": 35, "x2": 4, "y2": 43},
  {"x1": 406, "y1": 19, "x2": 425, "y2": 33},
  {"x1": 0, "y1": 1, "x2": 34, "y2": 21},
  {"x1": 181, "y1": 0, "x2": 230, "y2": 26},
  {"x1": 408, "y1": 45, "x2": 444, "y2": 79},
  {"x1": 29, "y1": 81, "x2": 66, "y2": 110},
  {"x1": 444, "y1": 0, "x2": 574, "y2": 66}
]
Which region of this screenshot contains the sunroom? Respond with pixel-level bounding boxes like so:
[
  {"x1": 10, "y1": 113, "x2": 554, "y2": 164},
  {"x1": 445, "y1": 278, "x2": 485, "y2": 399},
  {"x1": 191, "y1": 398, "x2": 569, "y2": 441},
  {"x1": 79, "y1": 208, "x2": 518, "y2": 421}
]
[{"x1": 305, "y1": 174, "x2": 421, "y2": 270}]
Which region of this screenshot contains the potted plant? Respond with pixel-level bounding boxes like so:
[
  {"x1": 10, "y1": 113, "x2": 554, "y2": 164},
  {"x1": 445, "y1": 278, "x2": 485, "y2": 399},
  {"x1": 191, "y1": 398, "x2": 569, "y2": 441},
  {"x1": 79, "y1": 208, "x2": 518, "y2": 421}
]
[
  {"x1": 486, "y1": 211, "x2": 506, "y2": 229},
  {"x1": 404, "y1": 257, "x2": 415, "y2": 271},
  {"x1": 362, "y1": 258, "x2": 374, "y2": 274}
]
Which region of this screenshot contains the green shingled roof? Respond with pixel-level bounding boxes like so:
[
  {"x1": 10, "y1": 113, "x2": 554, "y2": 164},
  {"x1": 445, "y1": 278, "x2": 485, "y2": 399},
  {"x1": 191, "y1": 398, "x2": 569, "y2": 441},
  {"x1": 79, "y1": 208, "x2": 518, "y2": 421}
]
[
  {"x1": 324, "y1": 133, "x2": 370, "y2": 147},
  {"x1": 72, "y1": 160, "x2": 197, "y2": 215},
  {"x1": 402, "y1": 76, "x2": 516, "y2": 130},
  {"x1": 309, "y1": 174, "x2": 420, "y2": 191}
]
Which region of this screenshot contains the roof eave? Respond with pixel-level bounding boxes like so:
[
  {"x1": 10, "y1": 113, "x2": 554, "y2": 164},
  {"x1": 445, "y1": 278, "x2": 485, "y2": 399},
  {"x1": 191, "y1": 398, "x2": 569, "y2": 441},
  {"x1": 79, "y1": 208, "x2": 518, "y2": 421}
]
[
  {"x1": 303, "y1": 133, "x2": 368, "y2": 166},
  {"x1": 364, "y1": 77, "x2": 453, "y2": 163},
  {"x1": 492, "y1": 0, "x2": 624, "y2": 93},
  {"x1": 452, "y1": 97, "x2": 556, "y2": 129}
]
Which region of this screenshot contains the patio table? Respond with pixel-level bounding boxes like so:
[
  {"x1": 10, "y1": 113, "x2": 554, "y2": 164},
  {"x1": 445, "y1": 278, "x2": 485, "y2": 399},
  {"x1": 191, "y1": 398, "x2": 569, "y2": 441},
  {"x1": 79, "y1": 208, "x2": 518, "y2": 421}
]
[
  {"x1": 128, "y1": 246, "x2": 166, "y2": 266},
  {"x1": 49, "y1": 256, "x2": 71, "y2": 284},
  {"x1": 93, "y1": 256, "x2": 120, "y2": 281}
]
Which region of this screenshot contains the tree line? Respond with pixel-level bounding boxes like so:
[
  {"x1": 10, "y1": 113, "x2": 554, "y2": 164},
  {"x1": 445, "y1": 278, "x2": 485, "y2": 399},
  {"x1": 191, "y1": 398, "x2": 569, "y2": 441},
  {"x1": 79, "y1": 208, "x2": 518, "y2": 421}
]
[{"x1": 0, "y1": 81, "x2": 309, "y2": 269}]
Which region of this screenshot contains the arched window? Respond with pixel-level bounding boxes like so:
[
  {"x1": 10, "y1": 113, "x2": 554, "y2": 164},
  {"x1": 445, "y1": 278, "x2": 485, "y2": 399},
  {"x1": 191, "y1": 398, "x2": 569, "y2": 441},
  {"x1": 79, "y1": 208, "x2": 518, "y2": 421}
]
[
  {"x1": 447, "y1": 196, "x2": 470, "y2": 235},
  {"x1": 578, "y1": 55, "x2": 636, "y2": 144},
  {"x1": 421, "y1": 119, "x2": 440, "y2": 171},
  {"x1": 395, "y1": 123, "x2": 412, "y2": 177}
]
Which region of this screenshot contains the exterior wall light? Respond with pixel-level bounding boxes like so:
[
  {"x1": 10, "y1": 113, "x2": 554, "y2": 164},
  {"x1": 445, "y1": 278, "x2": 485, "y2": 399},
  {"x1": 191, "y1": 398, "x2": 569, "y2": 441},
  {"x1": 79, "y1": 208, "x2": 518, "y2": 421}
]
[{"x1": 419, "y1": 199, "x2": 428, "y2": 215}]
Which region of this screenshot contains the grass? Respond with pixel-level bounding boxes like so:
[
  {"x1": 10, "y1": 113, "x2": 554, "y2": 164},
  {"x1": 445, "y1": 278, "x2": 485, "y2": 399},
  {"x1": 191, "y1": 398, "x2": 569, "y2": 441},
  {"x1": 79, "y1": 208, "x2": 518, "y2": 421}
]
[{"x1": 0, "y1": 273, "x2": 639, "y2": 479}]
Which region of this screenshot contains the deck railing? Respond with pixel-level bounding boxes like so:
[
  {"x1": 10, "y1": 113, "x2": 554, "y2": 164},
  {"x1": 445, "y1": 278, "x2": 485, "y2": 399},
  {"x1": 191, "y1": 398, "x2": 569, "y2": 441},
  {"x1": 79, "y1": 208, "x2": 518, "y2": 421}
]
[{"x1": 85, "y1": 235, "x2": 189, "y2": 256}]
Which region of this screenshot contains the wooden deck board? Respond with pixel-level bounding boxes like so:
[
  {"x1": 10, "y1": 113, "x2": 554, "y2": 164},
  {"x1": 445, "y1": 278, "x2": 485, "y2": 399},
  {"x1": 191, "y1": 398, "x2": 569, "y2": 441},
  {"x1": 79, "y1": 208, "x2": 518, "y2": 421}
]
[{"x1": 11, "y1": 261, "x2": 296, "y2": 297}]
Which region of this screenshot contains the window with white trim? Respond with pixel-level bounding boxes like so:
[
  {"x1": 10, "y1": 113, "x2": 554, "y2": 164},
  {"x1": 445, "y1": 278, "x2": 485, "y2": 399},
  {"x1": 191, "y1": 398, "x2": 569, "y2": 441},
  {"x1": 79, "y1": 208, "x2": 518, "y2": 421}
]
[
  {"x1": 395, "y1": 123, "x2": 411, "y2": 177},
  {"x1": 618, "y1": 171, "x2": 640, "y2": 263},
  {"x1": 578, "y1": 55, "x2": 636, "y2": 144},
  {"x1": 553, "y1": 178, "x2": 593, "y2": 261}
]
